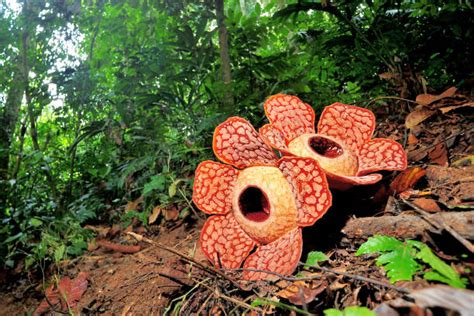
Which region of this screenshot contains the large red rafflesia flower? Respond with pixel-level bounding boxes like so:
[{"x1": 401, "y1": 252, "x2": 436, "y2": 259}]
[
  {"x1": 260, "y1": 94, "x2": 407, "y2": 190},
  {"x1": 193, "y1": 117, "x2": 332, "y2": 280}
]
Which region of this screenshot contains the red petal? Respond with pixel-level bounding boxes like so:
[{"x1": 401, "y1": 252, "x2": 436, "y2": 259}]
[
  {"x1": 243, "y1": 228, "x2": 302, "y2": 280},
  {"x1": 259, "y1": 124, "x2": 292, "y2": 155},
  {"x1": 317, "y1": 103, "x2": 375, "y2": 154},
  {"x1": 193, "y1": 160, "x2": 239, "y2": 215},
  {"x1": 213, "y1": 117, "x2": 277, "y2": 169},
  {"x1": 326, "y1": 172, "x2": 383, "y2": 191},
  {"x1": 277, "y1": 157, "x2": 332, "y2": 226},
  {"x1": 200, "y1": 214, "x2": 256, "y2": 269},
  {"x1": 357, "y1": 138, "x2": 408, "y2": 175},
  {"x1": 264, "y1": 94, "x2": 315, "y2": 142}
]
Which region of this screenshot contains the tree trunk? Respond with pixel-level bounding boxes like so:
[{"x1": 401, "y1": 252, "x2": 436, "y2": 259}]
[
  {"x1": 0, "y1": 30, "x2": 29, "y2": 209},
  {"x1": 215, "y1": 0, "x2": 234, "y2": 113}
]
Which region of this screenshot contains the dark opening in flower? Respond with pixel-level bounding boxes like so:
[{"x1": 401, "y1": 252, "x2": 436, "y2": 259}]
[
  {"x1": 309, "y1": 136, "x2": 343, "y2": 158},
  {"x1": 238, "y1": 186, "x2": 270, "y2": 222}
]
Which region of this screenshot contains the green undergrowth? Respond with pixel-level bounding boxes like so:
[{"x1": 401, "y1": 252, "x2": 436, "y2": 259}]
[{"x1": 356, "y1": 235, "x2": 468, "y2": 288}]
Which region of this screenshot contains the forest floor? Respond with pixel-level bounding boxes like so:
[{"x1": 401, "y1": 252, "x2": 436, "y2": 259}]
[{"x1": 1, "y1": 90, "x2": 473, "y2": 315}]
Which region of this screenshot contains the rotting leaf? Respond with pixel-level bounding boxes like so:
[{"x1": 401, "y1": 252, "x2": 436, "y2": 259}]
[
  {"x1": 428, "y1": 143, "x2": 448, "y2": 166},
  {"x1": 34, "y1": 272, "x2": 89, "y2": 316},
  {"x1": 405, "y1": 107, "x2": 436, "y2": 129},
  {"x1": 412, "y1": 198, "x2": 441, "y2": 213}
]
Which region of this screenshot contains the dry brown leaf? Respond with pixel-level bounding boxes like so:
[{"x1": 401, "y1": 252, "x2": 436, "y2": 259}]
[
  {"x1": 390, "y1": 167, "x2": 426, "y2": 194},
  {"x1": 428, "y1": 143, "x2": 448, "y2": 166},
  {"x1": 148, "y1": 206, "x2": 162, "y2": 224},
  {"x1": 276, "y1": 280, "x2": 327, "y2": 305},
  {"x1": 412, "y1": 198, "x2": 441, "y2": 213},
  {"x1": 416, "y1": 86, "x2": 457, "y2": 106},
  {"x1": 125, "y1": 196, "x2": 144, "y2": 212},
  {"x1": 408, "y1": 133, "x2": 419, "y2": 145},
  {"x1": 439, "y1": 101, "x2": 474, "y2": 114},
  {"x1": 405, "y1": 108, "x2": 436, "y2": 129},
  {"x1": 164, "y1": 208, "x2": 179, "y2": 221}
]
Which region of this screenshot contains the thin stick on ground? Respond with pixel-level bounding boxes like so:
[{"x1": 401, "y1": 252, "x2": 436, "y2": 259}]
[
  {"x1": 193, "y1": 278, "x2": 265, "y2": 313},
  {"x1": 401, "y1": 199, "x2": 474, "y2": 253},
  {"x1": 228, "y1": 267, "x2": 410, "y2": 294},
  {"x1": 126, "y1": 232, "x2": 241, "y2": 288}
]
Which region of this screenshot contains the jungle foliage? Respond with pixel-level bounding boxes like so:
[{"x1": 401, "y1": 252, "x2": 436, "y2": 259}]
[{"x1": 0, "y1": 0, "x2": 473, "y2": 270}]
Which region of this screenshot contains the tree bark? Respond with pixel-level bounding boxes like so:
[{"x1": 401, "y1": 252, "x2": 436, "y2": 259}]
[{"x1": 215, "y1": 0, "x2": 234, "y2": 113}]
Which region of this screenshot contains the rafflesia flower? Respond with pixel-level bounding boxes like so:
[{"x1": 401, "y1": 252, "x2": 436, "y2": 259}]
[
  {"x1": 193, "y1": 117, "x2": 332, "y2": 280},
  {"x1": 260, "y1": 94, "x2": 407, "y2": 190}
]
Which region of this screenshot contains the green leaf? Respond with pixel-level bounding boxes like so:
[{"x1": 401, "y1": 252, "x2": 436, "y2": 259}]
[
  {"x1": 409, "y1": 241, "x2": 467, "y2": 288},
  {"x1": 356, "y1": 235, "x2": 403, "y2": 256},
  {"x1": 29, "y1": 218, "x2": 43, "y2": 227},
  {"x1": 376, "y1": 246, "x2": 421, "y2": 282},
  {"x1": 143, "y1": 175, "x2": 166, "y2": 196},
  {"x1": 324, "y1": 306, "x2": 375, "y2": 316},
  {"x1": 168, "y1": 179, "x2": 184, "y2": 198},
  {"x1": 251, "y1": 298, "x2": 311, "y2": 315},
  {"x1": 54, "y1": 244, "x2": 66, "y2": 263},
  {"x1": 304, "y1": 251, "x2": 329, "y2": 269}
]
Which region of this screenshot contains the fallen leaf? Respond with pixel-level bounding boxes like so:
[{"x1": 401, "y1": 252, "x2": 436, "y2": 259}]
[
  {"x1": 390, "y1": 167, "x2": 426, "y2": 194},
  {"x1": 276, "y1": 280, "x2": 327, "y2": 305},
  {"x1": 416, "y1": 86, "x2": 457, "y2": 106},
  {"x1": 405, "y1": 108, "x2": 436, "y2": 129},
  {"x1": 408, "y1": 133, "x2": 419, "y2": 145},
  {"x1": 164, "y1": 208, "x2": 179, "y2": 221},
  {"x1": 439, "y1": 101, "x2": 474, "y2": 114},
  {"x1": 148, "y1": 206, "x2": 162, "y2": 224},
  {"x1": 125, "y1": 196, "x2": 144, "y2": 212},
  {"x1": 428, "y1": 143, "x2": 448, "y2": 166},
  {"x1": 34, "y1": 272, "x2": 89, "y2": 316},
  {"x1": 378, "y1": 72, "x2": 398, "y2": 80},
  {"x1": 412, "y1": 198, "x2": 441, "y2": 213}
]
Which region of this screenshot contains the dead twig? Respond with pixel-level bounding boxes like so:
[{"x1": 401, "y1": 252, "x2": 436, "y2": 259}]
[
  {"x1": 127, "y1": 232, "x2": 241, "y2": 288},
  {"x1": 401, "y1": 199, "x2": 474, "y2": 253},
  {"x1": 228, "y1": 267, "x2": 410, "y2": 294},
  {"x1": 193, "y1": 278, "x2": 265, "y2": 313}
]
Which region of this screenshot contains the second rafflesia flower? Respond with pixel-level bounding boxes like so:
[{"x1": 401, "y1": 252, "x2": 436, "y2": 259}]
[
  {"x1": 193, "y1": 117, "x2": 332, "y2": 280},
  {"x1": 260, "y1": 94, "x2": 408, "y2": 190}
]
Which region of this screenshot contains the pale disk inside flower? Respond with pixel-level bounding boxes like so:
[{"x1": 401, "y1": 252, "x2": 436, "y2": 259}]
[
  {"x1": 232, "y1": 166, "x2": 298, "y2": 244},
  {"x1": 288, "y1": 133, "x2": 359, "y2": 176}
]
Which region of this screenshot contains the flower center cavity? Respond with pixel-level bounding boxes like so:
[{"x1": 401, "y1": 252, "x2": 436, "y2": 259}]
[
  {"x1": 309, "y1": 136, "x2": 343, "y2": 158},
  {"x1": 238, "y1": 186, "x2": 270, "y2": 222}
]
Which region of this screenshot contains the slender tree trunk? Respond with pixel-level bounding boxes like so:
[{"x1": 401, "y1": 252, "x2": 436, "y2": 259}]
[
  {"x1": 0, "y1": 24, "x2": 29, "y2": 209},
  {"x1": 215, "y1": 0, "x2": 234, "y2": 113}
]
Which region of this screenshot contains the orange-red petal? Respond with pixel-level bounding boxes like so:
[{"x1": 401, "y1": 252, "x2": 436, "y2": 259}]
[
  {"x1": 259, "y1": 124, "x2": 292, "y2": 155},
  {"x1": 317, "y1": 103, "x2": 375, "y2": 154},
  {"x1": 357, "y1": 138, "x2": 408, "y2": 176},
  {"x1": 277, "y1": 157, "x2": 332, "y2": 226},
  {"x1": 326, "y1": 172, "x2": 383, "y2": 191},
  {"x1": 192, "y1": 160, "x2": 239, "y2": 215},
  {"x1": 264, "y1": 94, "x2": 315, "y2": 142},
  {"x1": 200, "y1": 213, "x2": 256, "y2": 269},
  {"x1": 213, "y1": 117, "x2": 277, "y2": 169},
  {"x1": 242, "y1": 228, "x2": 302, "y2": 280}
]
